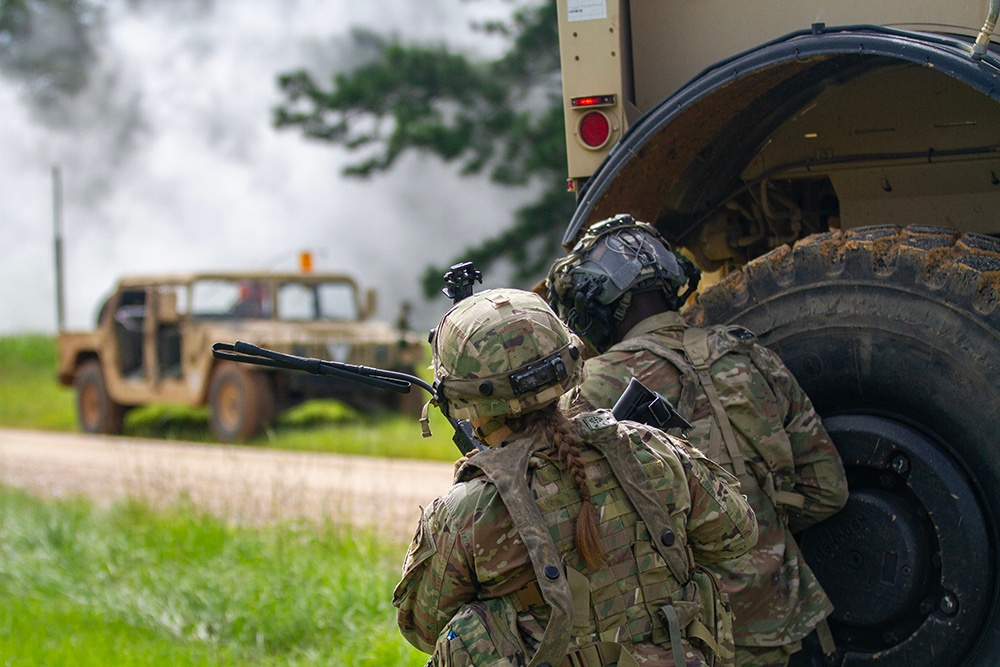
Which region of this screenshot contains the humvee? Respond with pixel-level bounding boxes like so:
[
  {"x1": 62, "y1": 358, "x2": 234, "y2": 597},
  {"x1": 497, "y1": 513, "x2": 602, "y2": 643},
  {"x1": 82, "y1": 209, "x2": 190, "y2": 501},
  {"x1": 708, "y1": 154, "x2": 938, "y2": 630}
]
[
  {"x1": 56, "y1": 271, "x2": 425, "y2": 442},
  {"x1": 555, "y1": 1, "x2": 1000, "y2": 665}
]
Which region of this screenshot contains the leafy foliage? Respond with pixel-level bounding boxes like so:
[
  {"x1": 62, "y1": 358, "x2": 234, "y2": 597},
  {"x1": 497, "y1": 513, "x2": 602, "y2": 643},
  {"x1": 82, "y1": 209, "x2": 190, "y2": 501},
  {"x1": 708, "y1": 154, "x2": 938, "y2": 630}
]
[{"x1": 273, "y1": 0, "x2": 572, "y2": 297}]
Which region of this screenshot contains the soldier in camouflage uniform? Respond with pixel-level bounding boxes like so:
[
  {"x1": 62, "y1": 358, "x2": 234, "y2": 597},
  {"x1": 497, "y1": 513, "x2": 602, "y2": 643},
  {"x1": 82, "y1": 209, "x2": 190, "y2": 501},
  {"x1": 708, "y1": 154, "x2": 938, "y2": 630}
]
[
  {"x1": 546, "y1": 216, "x2": 849, "y2": 667},
  {"x1": 394, "y1": 288, "x2": 758, "y2": 666}
]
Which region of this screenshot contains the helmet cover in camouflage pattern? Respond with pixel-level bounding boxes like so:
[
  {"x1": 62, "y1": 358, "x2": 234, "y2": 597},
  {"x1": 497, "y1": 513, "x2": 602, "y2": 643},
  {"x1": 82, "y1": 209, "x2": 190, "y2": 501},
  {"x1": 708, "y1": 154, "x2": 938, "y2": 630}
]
[{"x1": 432, "y1": 288, "x2": 583, "y2": 421}]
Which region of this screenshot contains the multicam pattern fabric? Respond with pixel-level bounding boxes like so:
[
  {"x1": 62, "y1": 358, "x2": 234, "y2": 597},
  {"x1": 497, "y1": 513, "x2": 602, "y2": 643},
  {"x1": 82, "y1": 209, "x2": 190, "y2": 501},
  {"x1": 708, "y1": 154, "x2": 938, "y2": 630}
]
[
  {"x1": 563, "y1": 311, "x2": 848, "y2": 648},
  {"x1": 430, "y1": 597, "x2": 528, "y2": 667},
  {"x1": 735, "y1": 639, "x2": 802, "y2": 667},
  {"x1": 394, "y1": 415, "x2": 758, "y2": 666},
  {"x1": 432, "y1": 288, "x2": 583, "y2": 421}
]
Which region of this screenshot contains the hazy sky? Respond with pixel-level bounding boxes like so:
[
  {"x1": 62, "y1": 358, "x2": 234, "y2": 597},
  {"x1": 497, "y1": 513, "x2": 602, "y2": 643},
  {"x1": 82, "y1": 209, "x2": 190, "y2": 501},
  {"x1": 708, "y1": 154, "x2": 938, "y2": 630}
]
[{"x1": 0, "y1": 0, "x2": 536, "y2": 335}]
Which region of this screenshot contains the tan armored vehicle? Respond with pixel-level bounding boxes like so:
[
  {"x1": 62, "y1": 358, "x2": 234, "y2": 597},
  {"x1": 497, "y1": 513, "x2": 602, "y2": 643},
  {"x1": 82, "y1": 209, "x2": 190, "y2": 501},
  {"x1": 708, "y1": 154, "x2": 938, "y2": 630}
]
[
  {"x1": 556, "y1": 1, "x2": 1000, "y2": 665},
  {"x1": 56, "y1": 271, "x2": 424, "y2": 442}
]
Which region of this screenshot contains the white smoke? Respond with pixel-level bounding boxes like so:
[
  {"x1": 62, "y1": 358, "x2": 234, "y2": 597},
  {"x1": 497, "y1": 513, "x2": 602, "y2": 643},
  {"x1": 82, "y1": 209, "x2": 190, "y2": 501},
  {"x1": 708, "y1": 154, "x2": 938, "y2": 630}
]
[{"x1": 0, "y1": 0, "x2": 534, "y2": 335}]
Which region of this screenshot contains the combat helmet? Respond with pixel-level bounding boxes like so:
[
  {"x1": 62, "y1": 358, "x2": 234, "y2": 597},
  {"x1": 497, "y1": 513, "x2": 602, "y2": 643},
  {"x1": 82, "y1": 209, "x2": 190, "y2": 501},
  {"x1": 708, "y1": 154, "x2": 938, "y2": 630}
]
[
  {"x1": 431, "y1": 288, "x2": 583, "y2": 422},
  {"x1": 546, "y1": 214, "x2": 700, "y2": 354}
]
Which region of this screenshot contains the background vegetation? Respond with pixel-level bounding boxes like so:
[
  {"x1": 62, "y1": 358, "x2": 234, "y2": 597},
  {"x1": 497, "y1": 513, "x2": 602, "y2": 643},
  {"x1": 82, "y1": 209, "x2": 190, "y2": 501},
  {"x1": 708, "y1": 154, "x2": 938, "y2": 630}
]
[
  {"x1": 273, "y1": 0, "x2": 570, "y2": 297},
  {"x1": 0, "y1": 335, "x2": 460, "y2": 461},
  {"x1": 0, "y1": 334, "x2": 441, "y2": 664},
  {"x1": 0, "y1": 334, "x2": 78, "y2": 431},
  {"x1": 0, "y1": 486, "x2": 424, "y2": 665}
]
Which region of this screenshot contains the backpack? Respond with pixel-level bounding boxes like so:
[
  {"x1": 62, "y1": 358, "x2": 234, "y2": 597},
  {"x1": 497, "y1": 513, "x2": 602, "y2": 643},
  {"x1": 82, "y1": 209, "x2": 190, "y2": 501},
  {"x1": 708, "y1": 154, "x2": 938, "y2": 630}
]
[
  {"x1": 609, "y1": 325, "x2": 807, "y2": 516},
  {"x1": 436, "y1": 413, "x2": 736, "y2": 667}
]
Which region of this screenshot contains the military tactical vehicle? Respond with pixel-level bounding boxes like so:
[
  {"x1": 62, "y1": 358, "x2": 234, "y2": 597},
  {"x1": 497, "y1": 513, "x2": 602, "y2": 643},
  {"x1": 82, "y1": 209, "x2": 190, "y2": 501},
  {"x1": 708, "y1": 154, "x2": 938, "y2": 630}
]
[
  {"x1": 56, "y1": 271, "x2": 424, "y2": 442},
  {"x1": 555, "y1": 1, "x2": 1000, "y2": 665}
]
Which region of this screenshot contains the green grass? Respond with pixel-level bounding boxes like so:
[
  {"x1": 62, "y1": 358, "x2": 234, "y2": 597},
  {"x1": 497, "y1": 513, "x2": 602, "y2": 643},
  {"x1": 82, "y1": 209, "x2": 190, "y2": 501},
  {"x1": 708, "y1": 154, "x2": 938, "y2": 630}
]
[
  {"x1": 0, "y1": 334, "x2": 78, "y2": 430},
  {"x1": 0, "y1": 335, "x2": 459, "y2": 462},
  {"x1": 0, "y1": 335, "x2": 441, "y2": 664},
  {"x1": 0, "y1": 486, "x2": 427, "y2": 665}
]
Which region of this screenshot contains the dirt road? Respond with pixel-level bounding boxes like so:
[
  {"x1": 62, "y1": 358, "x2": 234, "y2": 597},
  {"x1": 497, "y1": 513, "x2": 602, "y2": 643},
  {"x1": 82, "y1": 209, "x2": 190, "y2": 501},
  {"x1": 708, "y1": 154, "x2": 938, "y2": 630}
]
[{"x1": 0, "y1": 428, "x2": 456, "y2": 543}]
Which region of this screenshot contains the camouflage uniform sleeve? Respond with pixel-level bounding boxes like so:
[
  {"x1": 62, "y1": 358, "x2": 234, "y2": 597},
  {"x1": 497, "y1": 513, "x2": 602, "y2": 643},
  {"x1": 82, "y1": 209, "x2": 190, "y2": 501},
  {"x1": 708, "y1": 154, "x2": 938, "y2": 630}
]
[
  {"x1": 641, "y1": 428, "x2": 758, "y2": 563},
  {"x1": 755, "y1": 346, "x2": 850, "y2": 533},
  {"x1": 683, "y1": 445, "x2": 760, "y2": 562},
  {"x1": 392, "y1": 488, "x2": 479, "y2": 654}
]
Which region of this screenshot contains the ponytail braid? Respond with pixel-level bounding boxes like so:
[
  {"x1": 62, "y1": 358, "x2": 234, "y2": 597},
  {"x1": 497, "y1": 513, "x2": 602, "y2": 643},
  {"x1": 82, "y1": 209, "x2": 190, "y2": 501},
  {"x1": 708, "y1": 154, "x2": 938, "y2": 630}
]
[{"x1": 521, "y1": 406, "x2": 607, "y2": 571}]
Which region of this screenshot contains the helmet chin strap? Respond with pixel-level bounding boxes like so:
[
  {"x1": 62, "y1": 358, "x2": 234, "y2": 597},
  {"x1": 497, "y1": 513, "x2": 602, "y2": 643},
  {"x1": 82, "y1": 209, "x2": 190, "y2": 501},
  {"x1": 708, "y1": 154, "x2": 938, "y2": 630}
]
[{"x1": 612, "y1": 290, "x2": 632, "y2": 324}]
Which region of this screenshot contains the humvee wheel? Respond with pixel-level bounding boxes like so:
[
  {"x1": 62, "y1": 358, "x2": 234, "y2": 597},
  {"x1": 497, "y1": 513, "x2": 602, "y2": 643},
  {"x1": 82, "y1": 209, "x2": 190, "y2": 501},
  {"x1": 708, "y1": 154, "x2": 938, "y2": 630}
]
[
  {"x1": 75, "y1": 360, "x2": 126, "y2": 435},
  {"x1": 208, "y1": 363, "x2": 274, "y2": 443},
  {"x1": 685, "y1": 225, "x2": 1000, "y2": 667}
]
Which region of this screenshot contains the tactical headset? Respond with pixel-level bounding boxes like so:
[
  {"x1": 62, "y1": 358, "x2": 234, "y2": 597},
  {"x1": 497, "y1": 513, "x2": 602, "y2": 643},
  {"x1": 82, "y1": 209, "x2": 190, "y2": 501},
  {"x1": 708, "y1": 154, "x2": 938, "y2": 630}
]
[{"x1": 547, "y1": 214, "x2": 700, "y2": 353}]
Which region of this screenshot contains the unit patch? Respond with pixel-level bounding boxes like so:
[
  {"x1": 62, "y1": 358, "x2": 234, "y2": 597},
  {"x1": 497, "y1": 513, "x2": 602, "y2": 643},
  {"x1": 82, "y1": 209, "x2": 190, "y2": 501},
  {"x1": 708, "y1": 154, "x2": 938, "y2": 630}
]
[{"x1": 582, "y1": 411, "x2": 617, "y2": 431}]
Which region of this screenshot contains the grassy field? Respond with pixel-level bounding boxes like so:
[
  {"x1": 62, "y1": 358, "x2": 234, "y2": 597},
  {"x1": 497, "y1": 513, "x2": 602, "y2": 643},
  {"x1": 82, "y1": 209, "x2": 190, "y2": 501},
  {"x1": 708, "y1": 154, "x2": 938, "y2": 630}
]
[
  {"x1": 0, "y1": 334, "x2": 459, "y2": 461},
  {"x1": 0, "y1": 486, "x2": 427, "y2": 665},
  {"x1": 0, "y1": 334, "x2": 80, "y2": 431},
  {"x1": 0, "y1": 334, "x2": 442, "y2": 665}
]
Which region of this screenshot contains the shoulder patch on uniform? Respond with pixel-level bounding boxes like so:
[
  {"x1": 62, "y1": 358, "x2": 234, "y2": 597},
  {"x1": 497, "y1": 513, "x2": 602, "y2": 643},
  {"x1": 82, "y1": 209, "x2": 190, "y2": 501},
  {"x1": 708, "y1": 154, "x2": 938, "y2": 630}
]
[{"x1": 581, "y1": 410, "x2": 617, "y2": 431}]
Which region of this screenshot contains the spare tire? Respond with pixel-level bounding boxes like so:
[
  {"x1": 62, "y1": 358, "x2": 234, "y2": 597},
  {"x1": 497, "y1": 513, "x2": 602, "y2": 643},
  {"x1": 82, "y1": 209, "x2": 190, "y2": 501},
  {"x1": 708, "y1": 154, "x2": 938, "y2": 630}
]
[{"x1": 684, "y1": 225, "x2": 1000, "y2": 667}]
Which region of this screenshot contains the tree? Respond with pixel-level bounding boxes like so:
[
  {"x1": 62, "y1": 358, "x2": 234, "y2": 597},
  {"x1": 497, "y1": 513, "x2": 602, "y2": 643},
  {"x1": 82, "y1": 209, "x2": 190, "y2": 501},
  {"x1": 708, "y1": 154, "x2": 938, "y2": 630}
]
[{"x1": 272, "y1": 0, "x2": 572, "y2": 298}]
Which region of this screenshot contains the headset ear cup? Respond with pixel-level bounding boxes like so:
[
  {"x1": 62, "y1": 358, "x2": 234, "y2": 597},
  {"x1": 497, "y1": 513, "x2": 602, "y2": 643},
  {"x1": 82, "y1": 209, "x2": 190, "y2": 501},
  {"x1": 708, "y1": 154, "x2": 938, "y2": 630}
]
[
  {"x1": 576, "y1": 300, "x2": 616, "y2": 353},
  {"x1": 673, "y1": 255, "x2": 702, "y2": 307},
  {"x1": 681, "y1": 255, "x2": 701, "y2": 291},
  {"x1": 590, "y1": 311, "x2": 615, "y2": 352}
]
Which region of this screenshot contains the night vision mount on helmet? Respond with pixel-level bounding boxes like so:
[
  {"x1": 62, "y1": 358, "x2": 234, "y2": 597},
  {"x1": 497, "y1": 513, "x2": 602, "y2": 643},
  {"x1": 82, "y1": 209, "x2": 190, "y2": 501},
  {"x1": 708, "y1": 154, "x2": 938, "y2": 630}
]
[{"x1": 547, "y1": 214, "x2": 701, "y2": 353}]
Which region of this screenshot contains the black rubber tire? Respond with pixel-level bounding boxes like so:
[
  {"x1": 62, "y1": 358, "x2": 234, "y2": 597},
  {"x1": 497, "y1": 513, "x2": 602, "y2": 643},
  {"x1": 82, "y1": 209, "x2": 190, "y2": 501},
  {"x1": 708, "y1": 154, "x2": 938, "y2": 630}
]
[
  {"x1": 207, "y1": 363, "x2": 275, "y2": 443},
  {"x1": 685, "y1": 225, "x2": 1000, "y2": 667},
  {"x1": 75, "y1": 359, "x2": 126, "y2": 435}
]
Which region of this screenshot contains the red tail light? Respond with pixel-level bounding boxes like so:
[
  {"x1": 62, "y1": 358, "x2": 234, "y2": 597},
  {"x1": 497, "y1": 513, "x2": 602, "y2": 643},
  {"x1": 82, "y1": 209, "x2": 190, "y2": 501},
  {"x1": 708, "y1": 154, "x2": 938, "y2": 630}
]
[{"x1": 578, "y1": 111, "x2": 611, "y2": 149}]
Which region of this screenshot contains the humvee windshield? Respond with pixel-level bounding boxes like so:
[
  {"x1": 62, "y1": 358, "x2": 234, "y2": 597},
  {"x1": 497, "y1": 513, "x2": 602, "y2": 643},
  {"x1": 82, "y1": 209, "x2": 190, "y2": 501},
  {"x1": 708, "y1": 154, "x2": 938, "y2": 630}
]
[{"x1": 191, "y1": 278, "x2": 358, "y2": 321}]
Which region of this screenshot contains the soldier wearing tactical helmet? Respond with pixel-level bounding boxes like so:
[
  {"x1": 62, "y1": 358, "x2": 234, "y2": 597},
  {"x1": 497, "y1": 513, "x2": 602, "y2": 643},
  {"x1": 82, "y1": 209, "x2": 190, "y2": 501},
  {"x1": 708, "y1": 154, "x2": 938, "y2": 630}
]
[
  {"x1": 393, "y1": 287, "x2": 758, "y2": 667},
  {"x1": 546, "y1": 215, "x2": 849, "y2": 667}
]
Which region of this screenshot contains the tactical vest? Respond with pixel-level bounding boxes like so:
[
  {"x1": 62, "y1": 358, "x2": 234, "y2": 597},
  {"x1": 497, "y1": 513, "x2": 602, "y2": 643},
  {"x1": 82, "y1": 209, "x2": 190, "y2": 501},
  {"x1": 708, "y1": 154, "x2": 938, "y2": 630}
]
[
  {"x1": 450, "y1": 411, "x2": 734, "y2": 667},
  {"x1": 608, "y1": 325, "x2": 807, "y2": 516}
]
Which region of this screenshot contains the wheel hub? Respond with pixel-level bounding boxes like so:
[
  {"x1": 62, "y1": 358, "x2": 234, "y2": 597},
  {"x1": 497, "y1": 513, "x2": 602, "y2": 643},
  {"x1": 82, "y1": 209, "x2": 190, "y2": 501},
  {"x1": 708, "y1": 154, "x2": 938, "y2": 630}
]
[
  {"x1": 811, "y1": 487, "x2": 934, "y2": 629},
  {"x1": 797, "y1": 414, "x2": 992, "y2": 666}
]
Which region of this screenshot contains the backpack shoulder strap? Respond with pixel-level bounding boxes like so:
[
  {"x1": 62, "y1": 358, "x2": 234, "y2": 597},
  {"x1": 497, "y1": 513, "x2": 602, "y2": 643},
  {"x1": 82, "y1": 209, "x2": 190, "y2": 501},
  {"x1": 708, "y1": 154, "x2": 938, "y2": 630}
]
[
  {"x1": 680, "y1": 327, "x2": 749, "y2": 478},
  {"x1": 461, "y1": 440, "x2": 574, "y2": 667},
  {"x1": 578, "y1": 413, "x2": 692, "y2": 582},
  {"x1": 606, "y1": 335, "x2": 699, "y2": 435},
  {"x1": 741, "y1": 344, "x2": 808, "y2": 512},
  {"x1": 694, "y1": 329, "x2": 806, "y2": 514}
]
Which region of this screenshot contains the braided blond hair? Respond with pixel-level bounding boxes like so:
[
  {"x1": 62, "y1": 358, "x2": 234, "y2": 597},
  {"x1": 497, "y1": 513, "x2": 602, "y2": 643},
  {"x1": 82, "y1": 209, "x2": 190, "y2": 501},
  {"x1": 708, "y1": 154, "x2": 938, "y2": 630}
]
[{"x1": 518, "y1": 405, "x2": 606, "y2": 571}]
